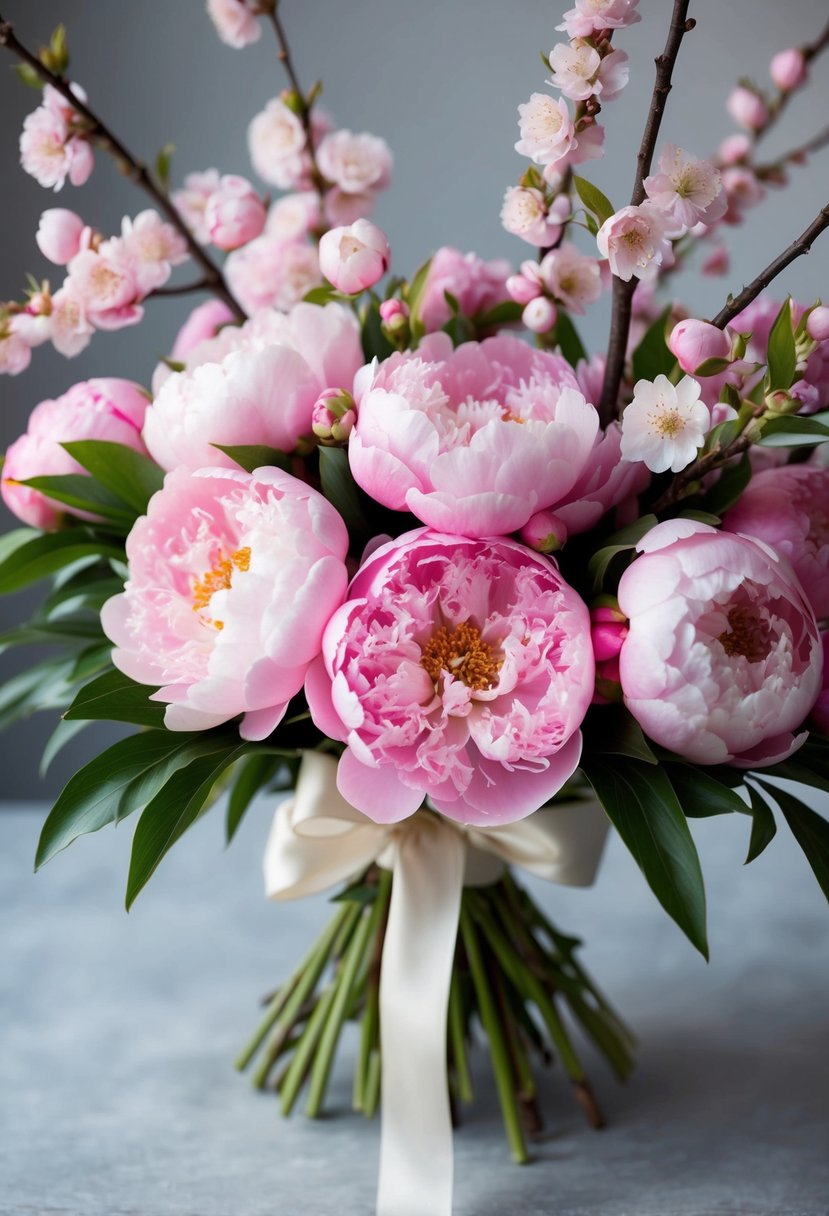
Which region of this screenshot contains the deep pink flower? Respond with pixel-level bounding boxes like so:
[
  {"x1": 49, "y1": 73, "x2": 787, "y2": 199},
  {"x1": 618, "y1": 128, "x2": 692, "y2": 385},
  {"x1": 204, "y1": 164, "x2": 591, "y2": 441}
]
[
  {"x1": 102, "y1": 466, "x2": 349, "y2": 740},
  {"x1": 418, "y1": 247, "x2": 512, "y2": 332},
  {"x1": 305, "y1": 529, "x2": 593, "y2": 825},
  {"x1": 809, "y1": 633, "x2": 829, "y2": 736},
  {"x1": 618, "y1": 520, "x2": 823, "y2": 767}
]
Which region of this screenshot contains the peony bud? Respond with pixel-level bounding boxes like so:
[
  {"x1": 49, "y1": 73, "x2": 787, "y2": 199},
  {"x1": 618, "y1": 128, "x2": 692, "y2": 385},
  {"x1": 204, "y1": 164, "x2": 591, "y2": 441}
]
[
  {"x1": 507, "y1": 273, "x2": 541, "y2": 306},
  {"x1": 519, "y1": 509, "x2": 568, "y2": 553},
  {"x1": 311, "y1": 387, "x2": 357, "y2": 444},
  {"x1": 318, "y1": 219, "x2": 390, "y2": 295},
  {"x1": 522, "y1": 296, "x2": 557, "y2": 334},
  {"x1": 770, "y1": 48, "x2": 807, "y2": 92},
  {"x1": 668, "y1": 318, "x2": 731, "y2": 375},
  {"x1": 806, "y1": 306, "x2": 829, "y2": 344},
  {"x1": 36, "y1": 209, "x2": 85, "y2": 265},
  {"x1": 204, "y1": 175, "x2": 267, "y2": 251},
  {"x1": 379, "y1": 298, "x2": 409, "y2": 324},
  {"x1": 726, "y1": 86, "x2": 768, "y2": 131}
]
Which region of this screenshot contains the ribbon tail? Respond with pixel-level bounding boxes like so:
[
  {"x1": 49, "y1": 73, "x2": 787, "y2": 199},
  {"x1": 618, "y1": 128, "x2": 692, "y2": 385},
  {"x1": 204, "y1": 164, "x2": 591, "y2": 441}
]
[{"x1": 376, "y1": 820, "x2": 466, "y2": 1216}]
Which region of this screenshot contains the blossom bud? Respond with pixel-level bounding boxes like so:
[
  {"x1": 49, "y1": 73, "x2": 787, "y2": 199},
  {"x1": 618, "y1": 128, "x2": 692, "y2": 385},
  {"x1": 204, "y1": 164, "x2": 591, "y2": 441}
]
[
  {"x1": 319, "y1": 219, "x2": 390, "y2": 295},
  {"x1": 770, "y1": 48, "x2": 807, "y2": 91},
  {"x1": 522, "y1": 296, "x2": 557, "y2": 334},
  {"x1": 763, "y1": 389, "x2": 798, "y2": 415},
  {"x1": 379, "y1": 298, "x2": 410, "y2": 347},
  {"x1": 806, "y1": 306, "x2": 829, "y2": 344},
  {"x1": 718, "y1": 134, "x2": 752, "y2": 165},
  {"x1": 519, "y1": 510, "x2": 568, "y2": 553},
  {"x1": 311, "y1": 387, "x2": 357, "y2": 444},
  {"x1": 726, "y1": 86, "x2": 768, "y2": 131},
  {"x1": 204, "y1": 175, "x2": 267, "y2": 251},
  {"x1": 590, "y1": 611, "x2": 629, "y2": 663},
  {"x1": 668, "y1": 318, "x2": 731, "y2": 375},
  {"x1": 379, "y1": 298, "x2": 409, "y2": 325},
  {"x1": 36, "y1": 209, "x2": 85, "y2": 265},
  {"x1": 507, "y1": 273, "x2": 541, "y2": 306}
]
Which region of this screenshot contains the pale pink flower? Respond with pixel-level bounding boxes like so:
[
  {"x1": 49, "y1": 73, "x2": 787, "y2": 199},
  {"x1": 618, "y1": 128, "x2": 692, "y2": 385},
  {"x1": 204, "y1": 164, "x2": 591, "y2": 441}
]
[
  {"x1": 555, "y1": 420, "x2": 649, "y2": 535},
  {"x1": 718, "y1": 134, "x2": 751, "y2": 165},
  {"x1": 36, "y1": 208, "x2": 86, "y2": 265},
  {"x1": 618, "y1": 519, "x2": 823, "y2": 767},
  {"x1": 721, "y1": 166, "x2": 765, "y2": 221},
  {"x1": 266, "y1": 191, "x2": 322, "y2": 241},
  {"x1": 523, "y1": 297, "x2": 557, "y2": 333},
  {"x1": 19, "y1": 90, "x2": 94, "y2": 191},
  {"x1": 143, "y1": 301, "x2": 362, "y2": 471},
  {"x1": 49, "y1": 287, "x2": 93, "y2": 357},
  {"x1": 225, "y1": 235, "x2": 322, "y2": 314},
  {"x1": 114, "y1": 210, "x2": 189, "y2": 295},
  {"x1": 102, "y1": 466, "x2": 349, "y2": 740},
  {"x1": 668, "y1": 319, "x2": 732, "y2": 375},
  {"x1": 248, "y1": 98, "x2": 308, "y2": 189},
  {"x1": 701, "y1": 243, "x2": 729, "y2": 276},
  {"x1": 64, "y1": 248, "x2": 143, "y2": 330},
  {"x1": 596, "y1": 203, "x2": 675, "y2": 282},
  {"x1": 539, "y1": 243, "x2": 604, "y2": 314},
  {"x1": 506, "y1": 272, "x2": 542, "y2": 306},
  {"x1": 318, "y1": 219, "x2": 390, "y2": 294},
  {"x1": 557, "y1": 0, "x2": 640, "y2": 38},
  {"x1": 558, "y1": 120, "x2": 605, "y2": 168},
  {"x1": 644, "y1": 145, "x2": 726, "y2": 229},
  {"x1": 515, "y1": 93, "x2": 576, "y2": 166},
  {"x1": 519, "y1": 510, "x2": 568, "y2": 552},
  {"x1": 323, "y1": 187, "x2": 378, "y2": 227},
  {"x1": 501, "y1": 188, "x2": 570, "y2": 247},
  {"x1": 173, "y1": 169, "x2": 222, "y2": 243},
  {"x1": 0, "y1": 329, "x2": 33, "y2": 376},
  {"x1": 723, "y1": 466, "x2": 829, "y2": 620},
  {"x1": 807, "y1": 307, "x2": 829, "y2": 344},
  {"x1": 1, "y1": 379, "x2": 149, "y2": 530},
  {"x1": 620, "y1": 374, "x2": 709, "y2": 473},
  {"x1": 548, "y1": 44, "x2": 629, "y2": 102},
  {"x1": 305, "y1": 528, "x2": 593, "y2": 825},
  {"x1": 418, "y1": 247, "x2": 512, "y2": 332},
  {"x1": 317, "y1": 129, "x2": 393, "y2": 194},
  {"x1": 151, "y1": 299, "x2": 236, "y2": 395},
  {"x1": 770, "y1": 48, "x2": 808, "y2": 92},
  {"x1": 206, "y1": 0, "x2": 261, "y2": 48},
  {"x1": 204, "y1": 174, "x2": 267, "y2": 250},
  {"x1": 348, "y1": 332, "x2": 599, "y2": 536},
  {"x1": 727, "y1": 85, "x2": 768, "y2": 131}
]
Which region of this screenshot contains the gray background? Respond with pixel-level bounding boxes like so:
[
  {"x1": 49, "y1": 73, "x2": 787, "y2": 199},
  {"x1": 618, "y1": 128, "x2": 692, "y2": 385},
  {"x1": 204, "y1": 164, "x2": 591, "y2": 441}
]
[{"x1": 1, "y1": 0, "x2": 828, "y2": 796}]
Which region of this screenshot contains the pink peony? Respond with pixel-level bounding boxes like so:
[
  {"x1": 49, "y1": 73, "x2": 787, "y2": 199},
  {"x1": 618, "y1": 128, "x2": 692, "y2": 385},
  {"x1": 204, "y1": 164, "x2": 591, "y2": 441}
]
[
  {"x1": 2, "y1": 378, "x2": 149, "y2": 530},
  {"x1": 225, "y1": 235, "x2": 321, "y2": 314},
  {"x1": 618, "y1": 520, "x2": 823, "y2": 767},
  {"x1": 554, "y1": 420, "x2": 649, "y2": 536},
  {"x1": 316, "y1": 129, "x2": 393, "y2": 195},
  {"x1": 643, "y1": 145, "x2": 726, "y2": 230},
  {"x1": 557, "y1": 0, "x2": 640, "y2": 38},
  {"x1": 597, "y1": 204, "x2": 676, "y2": 282},
  {"x1": 204, "y1": 174, "x2": 267, "y2": 250},
  {"x1": 143, "y1": 301, "x2": 363, "y2": 471},
  {"x1": 809, "y1": 633, "x2": 829, "y2": 735},
  {"x1": 102, "y1": 466, "x2": 349, "y2": 740},
  {"x1": 318, "y1": 219, "x2": 390, "y2": 295},
  {"x1": 172, "y1": 169, "x2": 222, "y2": 243},
  {"x1": 418, "y1": 247, "x2": 512, "y2": 332},
  {"x1": 305, "y1": 529, "x2": 593, "y2": 825},
  {"x1": 206, "y1": 0, "x2": 262, "y2": 48},
  {"x1": 722, "y1": 465, "x2": 829, "y2": 621},
  {"x1": 348, "y1": 332, "x2": 599, "y2": 537},
  {"x1": 151, "y1": 299, "x2": 236, "y2": 395},
  {"x1": 36, "y1": 209, "x2": 86, "y2": 265}
]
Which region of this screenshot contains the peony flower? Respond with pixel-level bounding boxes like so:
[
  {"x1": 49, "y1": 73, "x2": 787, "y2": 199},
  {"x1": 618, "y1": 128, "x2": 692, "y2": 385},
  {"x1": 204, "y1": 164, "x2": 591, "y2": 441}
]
[
  {"x1": 348, "y1": 332, "x2": 599, "y2": 537},
  {"x1": 596, "y1": 203, "x2": 676, "y2": 282},
  {"x1": 668, "y1": 318, "x2": 732, "y2": 374},
  {"x1": 809, "y1": 633, "x2": 829, "y2": 736},
  {"x1": 547, "y1": 44, "x2": 629, "y2": 102},
  {"x1": 620, "y1": 374, "x2": 709, "y2": 474},
  {"x1": 515, "y1": 93, "x2": 576, "y2": 167},
  {"x1": 418, "y1": 247, "x2": 512, "y2": 332},
  {"x1": 770, "y1": 48, "x2": 808, "y2": 92},
  {"x1": 643, "y1": 145, "x2": 726, "y2": 229},
  {"x1": 557, "y1": 0, "x2": 640, "y2": 38},
  {"x1": 1, "y1": 378, "x2": 149, "y2": 530},
  {"x1": 555, "y1": 420, "x2": 649, "y2": 536},
  {"x1": 172, "y1": 169, "x2": 221, "y2": 243},
  {"x1": 206, "y1": 0, "x2": 262, "y2": 48},
  {"x1": 36, "y1": 209, "x2": 86, "y2": 265},
  {"x1": 722, "y1": 465, "x2": 829, "y2": 621},
  {"x1": 316, "y1": 129, "x2": 393, "y2": 195},
  {"x1": 225, "y1": 235, "x2": 321, "y2": 314},
  {"x1": 305, "y1": 528, "x2": 594, "y2": 825},
  {"x1": 151, "y1": 299, "x2": 236, "y2": 395},
  {"x1": 112, "y1": 210, "x2": 189, "y2": 295},
  {"x1": 538, "y1": 242, "x2": 605, "y2": 315},
  {"x1": 142, "y1": 301, "x2": 363, "y2": 471},
  {"x1": 618, "y1": 519, "x2": 823, "y2": 767},
  {"x1": 204, "y1": 174, "x2": 267, "y2": 250},
  {"x1": 248, "y1": 97, "x2": 309, "y2": 190},
  {"x1": 500, "y1": 188, "x2": 570, "y2": 247},
  {"x1": 727, "y1": 86, "x2": 768, "y2": 131},
  {"x1": 318, "y1": 219, "x2": 390, "y2": 294},
  {"x1": 101, "y1": 466, "x2": 349, "y2": 740}
]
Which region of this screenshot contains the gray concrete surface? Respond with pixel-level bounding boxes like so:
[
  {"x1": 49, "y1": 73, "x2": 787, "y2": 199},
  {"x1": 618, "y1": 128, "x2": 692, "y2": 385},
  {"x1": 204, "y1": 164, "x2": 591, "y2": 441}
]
[{"x1": 1, "y1": 799, "x2": 828, "y2": 1215}]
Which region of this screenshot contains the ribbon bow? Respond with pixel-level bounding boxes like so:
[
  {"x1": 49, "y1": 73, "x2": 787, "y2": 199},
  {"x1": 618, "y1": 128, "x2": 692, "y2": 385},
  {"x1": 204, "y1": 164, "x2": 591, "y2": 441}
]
[{"x1": 264, "y1": 751, "x2": 609, "y2": 1216}]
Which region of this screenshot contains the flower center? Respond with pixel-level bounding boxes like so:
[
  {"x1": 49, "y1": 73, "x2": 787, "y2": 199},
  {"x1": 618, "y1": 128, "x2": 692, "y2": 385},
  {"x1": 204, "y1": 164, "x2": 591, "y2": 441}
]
[
  {"x1": 192, "y1": 546, "x2": 251, "y2": 630},
  {"x1": 717, "y1": 604, "x2": 774, "y2": 663},
  {"x1": 650, "y1": 408, "x2": 684, "y2": 437},
  {"x1": 421, "y1": 621, "x2": 502, "y2": 690}
]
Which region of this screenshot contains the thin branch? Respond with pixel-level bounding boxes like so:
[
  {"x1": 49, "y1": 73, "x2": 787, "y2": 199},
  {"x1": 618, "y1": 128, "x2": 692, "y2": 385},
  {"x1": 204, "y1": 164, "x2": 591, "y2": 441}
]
[
  {"x1": 752, "y1": 19, "x2": 829, "y2": 148},
  {"x1": 264, "y1": 3, "x2": 324, "y2": 191},
  {"x1": 756, "y1": 123, "x2": 829, "y2": 178},
  {"x1": 0, "y1": 14, "x2": 245, "y2": 321},
  {"x1": 150, "y1": 279, "x2": 216, "y2": 298},
  {"x1": 711, "y1": 202, "x2": 829, "y2": 330},
  {"x1": 598, "y1": 1, "x2": 694, "y2": 425}
]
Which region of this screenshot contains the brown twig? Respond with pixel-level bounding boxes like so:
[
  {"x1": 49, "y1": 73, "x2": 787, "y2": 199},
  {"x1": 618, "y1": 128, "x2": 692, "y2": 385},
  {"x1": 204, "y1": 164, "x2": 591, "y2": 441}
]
[
  {"x1": 0, "y1": 13, "x2": 245, "y2": 320},
  {"x1": 755, "y1": 123, "x2": 829, "y2": 178},
  {"x1": 751, "y1": 19, "x2": 829, "y2": 148},
  {"x1": 264, "y1": 2, "x2": 325, "y2": 191},
  {"x1": 598, "y1": 2, "x2": 695, "y2": 425}
]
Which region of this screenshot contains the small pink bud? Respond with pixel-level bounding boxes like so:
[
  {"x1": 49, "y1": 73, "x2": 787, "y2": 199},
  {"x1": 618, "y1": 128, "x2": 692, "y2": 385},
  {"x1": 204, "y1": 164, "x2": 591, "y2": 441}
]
[
  {"x1": 204, "y1": 175, "x2": 267, "y2": 251},
  {"x1": 770, "y1": 48, "x2": 807, "y2": 92},
  {"x1": 36, "y1": 209, "x2": 85, "y2": 265},
  {"x1": 668, "y1": 318, "x2": 731, "y2": 375},
  {"x1": 519, "y1": 510, "x2": 568, "y2": 553},
  {"x1": 522, "y1": 296, "x2": 557, "y2": 334},
  {"x1": 591, "y1": 621, "x2": 628, "y2": 663},
  {"x1": 319, "y1": 219, "x2": 390, "y2": 295},
  {"x1": 379, "y1": 298, "x2": 409, "y2": 324},
  {"x1": 507, "y1": 273, "x2": 541, "y2": 306},
  {"x1": 311, "y1": 387, "x2": 357, "y2": 444},
  {"x1": 806, "y1": 306, "x2": 829, "y2": 344},
  {"x1": 717, "y1": 134, "x2": 751, "y2": 165},
  {"x1": 726, "y1": 86, "x2": 768, "y2": 131}
]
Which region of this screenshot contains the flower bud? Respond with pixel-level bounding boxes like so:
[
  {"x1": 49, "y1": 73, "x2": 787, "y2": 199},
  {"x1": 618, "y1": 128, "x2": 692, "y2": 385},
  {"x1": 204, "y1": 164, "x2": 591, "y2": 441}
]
[
  {"x1": 379, "y1": 298, "x2": 410, "y2": 348},
  {"x1": 718, "y1": 134, "x2": 751, "y2": 165},
  {"x1": 311, "y1": 387, "x2": 357, "y2": 444},
  {"x1": 668, "y1": 318, "x2": 731, "y2": 374},
  {"x1": 726, "y1": 86, "x2": 768, "y2": 131},
  {"x1": 204, "y1": 175, "x2": 267, "y2": 251},
  {"x1": 318, "y1": 219, "x2": 390, "y2": 295},
  {"x1": 507, "y1": 273, "x2": 541, "y2": 306},
  {"x1": 522, "y1": 296, "x2": 557, "y2": 334},
  {"x1": 806, "y1": 306, "x2": 829, "y2": 344},
  {"x1": 36, "y1": 208, "x2": 85, "y2": 265},
  {"x1": 519, "y1": 510, "x2": 567, "y2": 553},
  {"x1": 770, "y1": 48, "x2": 807, "y2": 91}
]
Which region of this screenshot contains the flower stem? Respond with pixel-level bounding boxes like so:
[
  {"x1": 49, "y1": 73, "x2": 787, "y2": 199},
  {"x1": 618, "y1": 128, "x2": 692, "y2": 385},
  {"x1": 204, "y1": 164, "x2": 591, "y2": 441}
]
[{"x1": 447, "y1": 970, "x2": 474, "y2": 1106}]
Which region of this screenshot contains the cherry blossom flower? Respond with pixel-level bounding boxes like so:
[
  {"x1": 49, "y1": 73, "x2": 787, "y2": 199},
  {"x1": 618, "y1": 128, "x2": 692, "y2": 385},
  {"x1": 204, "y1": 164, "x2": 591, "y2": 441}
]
[
  {"x1": 0, "y1": 326, "x2": 33, "y2": 376},
  {"x1": 48, "y1": 287, "x2": 94, "y2": 357},
  {"x1": 538, "y1": 243, "x2": 605, "y2": 314},
  {"x1": 620, "y1": 374, "x2": 710, "y2": 473},
  {"x1": 225, "y1": 235, "x2": 322, "y2": 314},
  {"x1": 305, "y1": 529, "x2": 594, "y2": 825},
  {"x1": 206, "y1": 0, "x2": 262, "y2": 48},
  {"x1": 643, "y1": 145, "x2": 726, "y2": 229},
  {"x1": 668, "y1": 319, "x2": 732, "y2": 374},
  {"x1": 515, "y1": 94, "x2": 576, "y2": 166},
  {"x1": 112, "y1": 210, "x2": 189, "y2": 295},
  {"x1": 548, "y1": 44, "x2": 629, "y2": 102},
  {"x1": 63, "y1": 248, "x2": 143, "y2": 330},
  {"x1": 19, "y1": 86, "x2": 94, "y2": 191},
  {"x1": 596, "y1": 203, "x2": 676, "y2": 282},
  {"x1": 36, "y1": 209, "x2": 86, "y2": 265},
  {"x1": 557, "y1": 0, "x2": 640, "y2": 38},
  {"x1": 770, "y1": 48, "x2": 808, "y2": 91},
  {"x1": 523, "y1": 297, "x2": 557, "y2": 333},
  {"x1": 248, "y1": 97, "x2": 309, "y2": 190},
  {"x1": 316, "y1": 130, "x2": 393, "y2": 195},
  {"x1": 266, "y1": 191, "x2": 322, "y2": 241},
  {"x1": 501, "y1": 188, "x2": 570, "y2": 247},
  {"x1": 172, "y1": 169, "x2": 221, "y2": 243},
  {"x1": 204, "y1": 175, "x2": 267, "y2": 250},
  {"x1": 727, "y1": 85, "x2": 769, "y2": 131}
]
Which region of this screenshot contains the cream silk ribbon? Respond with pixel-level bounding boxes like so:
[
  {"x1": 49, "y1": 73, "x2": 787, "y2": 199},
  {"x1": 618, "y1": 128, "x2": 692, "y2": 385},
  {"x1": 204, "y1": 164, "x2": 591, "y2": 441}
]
[{"x1": 263, "y1": 751, "x2": 609, "y2": 1216}]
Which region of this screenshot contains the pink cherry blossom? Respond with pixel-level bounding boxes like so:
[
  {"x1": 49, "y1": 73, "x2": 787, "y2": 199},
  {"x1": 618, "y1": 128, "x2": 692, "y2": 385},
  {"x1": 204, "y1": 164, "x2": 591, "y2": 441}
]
[
  {"x1": 48, "y1": 287, "x2": 93, "y2": 357},
  {"x1": 620, "y1": 374, "x2": 709, "y2": 473},
  {"x1": 266, "y1": 191, "x2": 322, "y2": 241},
  {"x1": 643, "y1": 145, "x2": 726, "y2": 229},
  {"x1": 770, "y1": 48, "x2": 808, "y2": 91},
  {"x1": 305, "y1": 528, "x2": 593, "y2": 826},
  {"x1": 63, "y1": 248, "x2": 143, "y2": 331},
  {"x1": 348, "y1": 332, "x2": 600, "y2": 537},
  {"x1": 557, "y1": 120, "x2": 605, "y2": 169},
  {"x1": 556, "y1": 0, "x2": 640, "y2": 38},
  {"x1": 102, "y1": 466, "x2": 349, "y2": 741},
  {"x1": 506, "y1": 272, "x2": 542, "y2": 306},
  {"x1": 0, "y1": 328, "x2": 33, "y2": 376},
  {"x1": 418, "y1": 247, "x2": 512, "y2": 332},
  {"x1": 248, "y1": 97, "x2": 309, "y2": 190},
  {"x1": 668, "y1": 319, "x2": 732, "y2": 374},
  {"x1": 172, "y1": 169, "x2": 222, "y2": 243},
  {"x1": 523, "y1": 297, "x2": 557, "y2": 333},
  {"x1": 721, "y1": 166, "x2": 765, "y2": 222},
  {"x1": 727, "y1": 86, "x2": 768, "y2": 131},
  {"x1": 112, "y1": 210, "x2": 189, "y2": 295},
  {"x1": 500, "y1": 188, "x2": 570, "y2": 247},
  {"x1": 36, "y1": 209, "x2": 86, "y2": 265},
  {"x1": 318, "y1": 220, "x2": 390, "y2": 295},
  {"x1": 225, "y1": 235, "x2": 322, "y2": 314},
  {"x1": 1, "y1": 379, "x2": 149, "y2": 530},
  {"x1": 206, "y1": 0, "x2": 262, "y2": 48},
  {"x1": 548, "y1": 44, "x2": 629, "y2": 102},
  {"x1": 807, "y1": 307, "x2": 829, "y2": 344},
  {"x1": 143, "y1": 301, "x2": 363, "y2": 471},
  {"x1": 701, "y1": 243, "x2": 730, "y2": 276},
  {"x1": 19, "y1": 87, "x2": 94, "y2": 191},
  {"x1": 204, "y1": 174, "x2": 267, "y2": 250},
  {"x1": 618, "y1": 520, "x2": 822, "y2": 767},
  {"x1": 596, "y1": 203, "x2": 675, "y2": 282},
  {"x1": 722, "y1": 465, "x2": 829, "y2": 621},
  {"x1": 322, "y1": 187, "x2": 378, "y2": 227},
  {"x1": 515, "y1": 93, "x2": 576, "y2": 167},
  {"x1": 538, "y1": 243, "x2": 605, "y2": 315},
  {"x1": 317, "y1": 129, "x2": 393, "y2": 194}
]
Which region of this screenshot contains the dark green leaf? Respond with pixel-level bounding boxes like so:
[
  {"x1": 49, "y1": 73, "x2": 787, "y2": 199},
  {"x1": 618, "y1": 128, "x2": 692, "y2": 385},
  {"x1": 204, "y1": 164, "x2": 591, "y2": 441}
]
[
  {"x1": 766, "y1": 297, "x2": 797, "y2": 392},
  {"x1": 405, "y1": 256, "x2": 433, "y2": 337},
  {"x1": 583, "y1": 757, "x2": 708, "y2": 956},
  {"x1": 0, "y1": 655, "x2": 78, "y2": 730},
  {"x1": 584, "y1": 705, "x2": 657, "y2": 764},
  {"x1": 744, "y1": 783, "x2": 777, "y2": 863},
  {"x1": 758, "y1": 414, "x2": 829, "y2": 448},
  {"x1": 62, "y1": 440, "x2": 164, "y2": 515},
  {"x1": 318, "y1": 445, "x2": 368, "y2": 535},
  {"x1": 476, "y1": 300, "x2": 524, "y2": 329},
  {"x1": 361, "y1": 300, "x2": 396, "y2": 362},
  {"x1": 40, "y1": 717, "x2": 91, "y2": 777},
  {"x1": 757, "y1": 782, "x2": 829, "y2": 901},
  {"x1": 64, "y1": 667, "x2": 166, "y2": 727},
  {"x1": 212, "y1": 444, "x2": 291, "y2": 474},
  {"x1": 694, "y1": 356, "x2": 734, "y2": 377},
  {"x1": 573, "y1": 176, "x2": 615, "y2": 226},
  {"x1": 631, "y1": 307, "x2": 676, "y2": 384},
  {"x1": 0, "y1": 531, "x2": 122, "y2": 596},
  {"x1": 18, "y1": 474, "x2": 134, "y2": 526},
  {"x1": 587, "y1": 514, "x2": 657, "y2": 592},
  {"x1": 701, "y1": 452, "x2": 751, "y2": 516},
  {"x1": 0, "y1": 614, "x2": 103, "y2": 653},
  {"x1": 226, "y1": 752, "x2": 283, "y2": 843},
  {"x1": 665, "y1": 763, "x2": 748, "y2": 817},
  {"x1": 553, "y1": 311, "x2": 587, "y2": 367}
]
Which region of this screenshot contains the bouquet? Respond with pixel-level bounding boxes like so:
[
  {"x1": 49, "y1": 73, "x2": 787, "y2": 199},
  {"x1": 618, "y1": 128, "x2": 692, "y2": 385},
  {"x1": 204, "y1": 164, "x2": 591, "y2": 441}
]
[{"x1": 1, "y1": 1, "x2": 828, "y2": 1212}]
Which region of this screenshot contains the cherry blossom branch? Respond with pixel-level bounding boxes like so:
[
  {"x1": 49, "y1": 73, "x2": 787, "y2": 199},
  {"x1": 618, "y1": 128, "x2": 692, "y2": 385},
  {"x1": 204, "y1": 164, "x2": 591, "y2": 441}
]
[
  {"x1": 264, "y1": 1, "x2": 324, "y2": 190},
  {"x1": 752, "y1": 18, "x2": 829, "y2": 147},
  {"x1": 598, "y1": 0, "x2": 695, "y2": 427},
  {"x1": 711, "y1": 201, "x2": 829, "y2": 330},
  {"x1": 755, "y1": 123, "x2": 829, "y2": 178},
  {"x1": 0, "y1": 12, "x2": 245, "y2": 321},
  {"x1": 150, "y1": 279, "x2": 216, "y2": 298}
]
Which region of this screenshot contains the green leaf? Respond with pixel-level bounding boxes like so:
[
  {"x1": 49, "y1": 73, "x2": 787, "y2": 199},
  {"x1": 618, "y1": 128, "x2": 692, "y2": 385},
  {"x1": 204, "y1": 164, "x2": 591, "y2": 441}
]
[
  {"x1": 766, "y1": 297, "x2": 797, "y2": 392},
  {"x1": 155, "y1": 142, "x2": 175, "y2": 192},
  {"x1": 40, "y1": 717, "x2": 90, "y2": 777},
  {"x1": 62, "y1": 440, "x2": 164, "y2": 515},
  {"x1": 583, "y1": 705, "x2": 657, "y2": 764},
  {"x1": 0, "y1": 654, "x2": 78, "y2": 730},
  {"x1": 743, "y1": 783, "x2": 777, "y2": 864},
  {"x1": 405, "y1": 256, "x2": 433, "y2": 337},
  {"x1": 125, "y1": 744, "x2": 248, "y2": 908},
  {"x1": 694, "y1": 356, "x2": 734, "y2": 378},
  {"x1": 553, "y1": 311, "x2": 587, "y2": 367},
  {"x1": 757, "y1": 782, "x2": 829, "y2": 901},
  {"x1": 572, "y1": 176, "x2": 615, "y2": 226},
  {"x1": 631, "y1": 307, "x2": 676, "y2": 384},
  {"x1": 665, "y1": 763, "x2": 748, "y2": 817},
  {"x1": 0, "y1": 531, "x2": 123, "y2": 597},
  {"x1": 0, "y1": 527, "x2": 39, "y2": 566},
  {"x1": 701, "y1": 452, "x2": 751, "y2": 516},
  {"x1": 758, "y1": 414, "x2": 829, "y2": 448},
  {"x1": 226, "y1": 752, "x2": 282, "y2": 843},
  {"x1": 587, "y1": 514, "x2": 657, "y2": 592},
  {"x1": 18, "y1": 474, "x2": 135, "y2": 526},
  {"x1": 360, "y1": 300, "x2": 396, "y2": 362},
  {"x1": 476, "y1": 300, "x2": 524, "y2": 329},
  {"x1": 303, "y1": 285, "x2": 344, "y2": 306},
  {"x1": 64, "y1": 667, "x2": 166, "y2": 728},
  {"x1": 318, "y1": 445, "x2": 368, "y2": 535},
  {"x1": 211, "y1": 444, "x2": 291, "y2": 474},
  {"x1": 583, "y1": 757, "x2": 708, "y2": 957}
]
